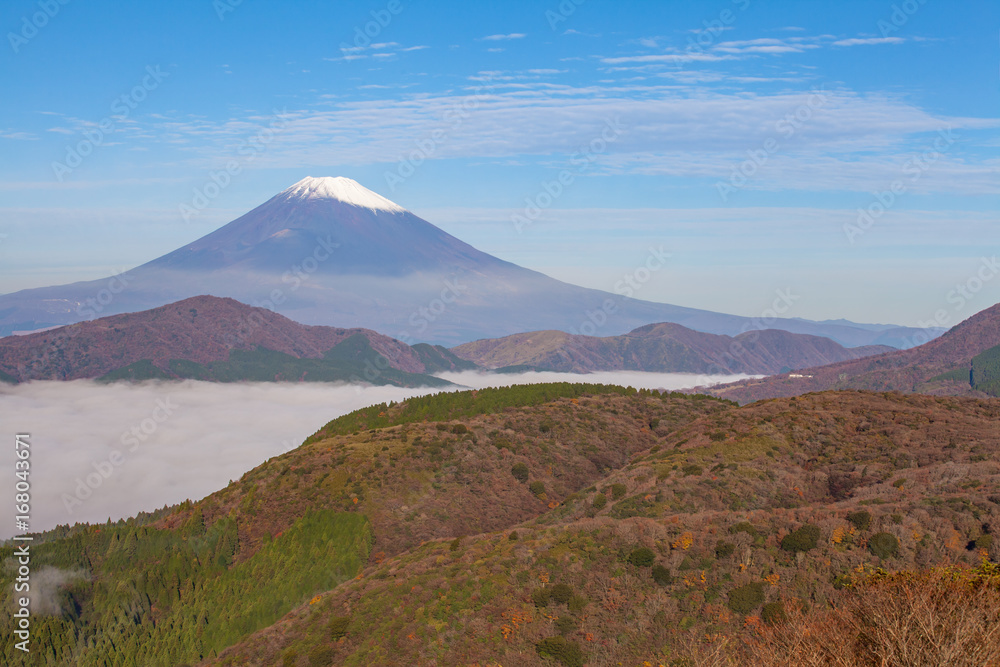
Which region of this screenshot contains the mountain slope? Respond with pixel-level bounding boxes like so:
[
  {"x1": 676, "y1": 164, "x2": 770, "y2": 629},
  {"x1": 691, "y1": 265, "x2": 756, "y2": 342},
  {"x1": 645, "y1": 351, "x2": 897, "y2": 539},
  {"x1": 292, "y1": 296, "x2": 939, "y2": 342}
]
[
  {"x1": 452, "y1": 322, "x2": 893, "y2": 375},
  {"x1": 0, "y1": 295, "x2": 466, "y2": 386},
  {"x1": 0, "y1": 384, "x2": 733, "y2": 666},
  {"x1": 705, "y1": 301, "x2": 1000, "y2": 403},
  {"x1": 4, "y1": 385, "x2": 999, "y2": 666},
  {"x1": 0, "y1": 176, "x2": 940, "y2": 348},
  {"x1": 206, "y1": 390, "x2": 1000, "y2": 667}
]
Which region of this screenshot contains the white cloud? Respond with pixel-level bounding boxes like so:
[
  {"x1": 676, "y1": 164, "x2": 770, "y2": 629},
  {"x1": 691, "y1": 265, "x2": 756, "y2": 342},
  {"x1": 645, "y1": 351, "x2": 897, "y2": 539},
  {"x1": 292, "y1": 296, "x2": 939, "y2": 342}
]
[
  {"x1": 833, "y1": 37, "x2": 906, "y2": 46},
  {"x1": 481, "y1": 33, "x2": 526, "y2": 41},
  {"x1": 21, "y1": 81, "x2": 996, "y2": 197},
  {"x1": 326, "y1": 42, "x2": 426, "y2": 62},
  {"x1": 713, "y1": 37, "x2": 821, "y2": 54},
  {"x1": 601, "y1": 52, "x2": 735, "y2": 64},
  {"x1": 0, "y1": 130, "x2": 38, "y2": 140}
]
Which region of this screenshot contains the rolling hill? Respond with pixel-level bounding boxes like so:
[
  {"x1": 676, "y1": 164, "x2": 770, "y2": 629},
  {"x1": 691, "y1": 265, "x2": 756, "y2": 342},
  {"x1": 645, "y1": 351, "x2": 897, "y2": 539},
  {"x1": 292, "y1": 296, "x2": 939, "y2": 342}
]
[
  {"x1": 704, "y1": 302, "x2": 1000, "y2": 404},
  {"x1": 3, "y1": 384, "x2": 999, "y2": 666},
  {"x1": 0, "y1": 295, "x2": 472, "y2": 386},
  {"x1": 451, "y1": 322, "x2": 893, "y2": 376}
]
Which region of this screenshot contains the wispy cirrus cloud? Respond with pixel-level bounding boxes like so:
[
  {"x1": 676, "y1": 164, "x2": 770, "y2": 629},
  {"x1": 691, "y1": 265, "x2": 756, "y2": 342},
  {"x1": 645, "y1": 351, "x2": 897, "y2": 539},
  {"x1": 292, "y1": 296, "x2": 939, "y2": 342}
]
[
  {"x1": 326, "y1": 42, "x2": 429, "y2": 62},
  {"x1": 833, "y1": 36, "x2": 906, "y2": 46},
  {"x1": 713, "y1": 37, "x2": 821, "y2": 54},
  {"x1": 118, "y1": 83, "x2": 998, "y2": 196},
  {"x1": 603, "y1": 33, "x2": 909, "y2": 67},
  {"x1": 0, "y1": 130, "x2": 38, "y2": 140},
  {"x1": 481, "y1": 33, "x2": 526, "y2": 41}
]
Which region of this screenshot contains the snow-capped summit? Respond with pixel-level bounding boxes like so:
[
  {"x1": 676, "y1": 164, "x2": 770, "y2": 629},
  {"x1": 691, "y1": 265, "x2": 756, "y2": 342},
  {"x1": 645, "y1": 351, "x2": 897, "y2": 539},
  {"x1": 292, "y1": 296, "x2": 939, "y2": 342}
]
[{"x1": 279, "y1": 176, "x2": 406, "y2": 214}]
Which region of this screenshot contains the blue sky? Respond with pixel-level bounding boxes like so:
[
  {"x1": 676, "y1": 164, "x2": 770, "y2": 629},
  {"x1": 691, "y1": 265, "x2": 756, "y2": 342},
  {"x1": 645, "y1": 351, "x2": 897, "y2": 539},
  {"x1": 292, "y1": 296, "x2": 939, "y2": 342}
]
[{"x1": 1, "y1": 0, "x2": 997, "y2": 327}]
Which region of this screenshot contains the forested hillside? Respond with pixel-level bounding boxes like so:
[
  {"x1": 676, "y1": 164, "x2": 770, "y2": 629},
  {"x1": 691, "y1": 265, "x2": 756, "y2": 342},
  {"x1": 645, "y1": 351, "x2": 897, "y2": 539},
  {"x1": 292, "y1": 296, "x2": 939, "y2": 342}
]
[
  {"x1": 4, "y1": 385, "x2": 999, "y2": 666},
  {"x1": 1, "y1": 384, "x2": 730, "y2": 665}
]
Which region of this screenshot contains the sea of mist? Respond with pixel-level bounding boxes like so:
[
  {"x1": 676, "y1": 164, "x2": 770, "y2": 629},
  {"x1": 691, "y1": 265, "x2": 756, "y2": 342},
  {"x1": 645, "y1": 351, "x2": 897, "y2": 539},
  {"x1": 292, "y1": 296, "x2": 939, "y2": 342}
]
[{"x1": 0, "y1": 371, "x2": 751, "y2": 539}]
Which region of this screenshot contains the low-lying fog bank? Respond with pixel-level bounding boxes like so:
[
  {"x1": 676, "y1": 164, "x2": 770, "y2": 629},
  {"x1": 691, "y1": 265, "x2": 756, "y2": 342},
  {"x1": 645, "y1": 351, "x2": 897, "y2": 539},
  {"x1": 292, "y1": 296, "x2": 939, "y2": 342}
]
[{"x1": 0, "y1": 371, "x2": 750, "y2": 539}]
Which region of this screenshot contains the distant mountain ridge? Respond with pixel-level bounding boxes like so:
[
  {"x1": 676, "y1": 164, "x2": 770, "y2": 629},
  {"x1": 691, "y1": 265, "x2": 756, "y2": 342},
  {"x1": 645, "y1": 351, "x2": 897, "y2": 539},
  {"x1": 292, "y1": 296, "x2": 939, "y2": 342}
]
[
  {"x1": 0, "y1": 176, "x2": 942, "y2": 347},
  {"x1": 0, "y1": 295, "x2": 473, "y2": 386},
  {"x1": 451, "y1": 321, "x2": 894, "y2": 376},
  {"x1": 706, "y1": 301, "x2": 1000, "y2": 403}
]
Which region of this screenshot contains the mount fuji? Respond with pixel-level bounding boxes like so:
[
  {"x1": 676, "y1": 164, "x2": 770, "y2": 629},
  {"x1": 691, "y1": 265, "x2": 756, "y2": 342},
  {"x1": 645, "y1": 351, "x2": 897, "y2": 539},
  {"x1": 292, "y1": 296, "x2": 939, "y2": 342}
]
[{"x1": 0, "y1": 177, "x2": 940, "y2": 347}]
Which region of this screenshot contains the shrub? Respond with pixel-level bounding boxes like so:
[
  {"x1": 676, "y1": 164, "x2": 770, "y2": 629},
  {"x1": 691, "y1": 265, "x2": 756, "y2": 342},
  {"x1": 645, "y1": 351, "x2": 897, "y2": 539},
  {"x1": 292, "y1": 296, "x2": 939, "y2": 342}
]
[
  {"x1": 729, "y1": 521, "x2": 758, "y2": 537},
  {"x1": 740, "y1": 562, "x2": 1000, "y2": 666},
  {"x1": 976, "y1": 534, "x2": 994, "y2": 551},
  {"x1": 308, "y1": 644, "x2": 334, "y2": 667},
  {"x1": 529, "y1": 481, "x2": 546, "y2": 497},
  {"x1": 511, "y1": 463, "x2": 529, "y2": 483},
  {"x1": 715, "y1": 541, "x2": 736, "y2": 559},
  {"x1": 591, "y1": 493, "x2": 607, "y2": 510},
  {"x1": 847, "y1": 510, "x2": 872, "y2": 531},
  {"x1": 509, "y1": 531, "x2": 519, "y2": 541},
  {"x1": 761, "y1": 601, "x2": 787, "y2": 625},
  {"x1": 869, "y1": 532, "x2": 900, "y2": 559},
  {"x1": 555, "y1": 616, "x2": 577, "y2": 635},
  {"x1": 281, "y1": 649, "x2": 298, "y2": 667},
  {"x1": 451, "y1": 423, "x2": 468, "y2": 434},
  {"x1": 532, "y1": 587, "x2": 551, "y2": 607},
  {"x1": 652, "y1": 565, "x2": 673, "y2": 586},
  {"x1": 627, "y1": 547, "x2": 656, "y2": 567},
  {"x1": 610, "y1": 483, "x2": 627, "y2": 499},
  {"x1": 449, "y1": 536, "x2": 462, "y2": 552},
  {"x1": 328, "y1": 616, "x2": 350, "y2": 640},
  {"x1": 682, "y1": 464, "x2": 704, "y2": 476},
  {"x1": 828, "y1": 472, "x2": 859, "y2": 500},
  {"x1": 781, "y1": 524, "x2": 820, "y2": 553},
  {"x1": 567, "y1": 595, "x2": 589, "y2": 612},
  {"x1": 549, "y1": 583, "x2": 574, "y2": 604},
  {"x1": 728, "y1": 582, "x2": 765, "y2": 614},
  {"x1": 535, "y1": 636, "x2": 585, "y2": 667}
]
